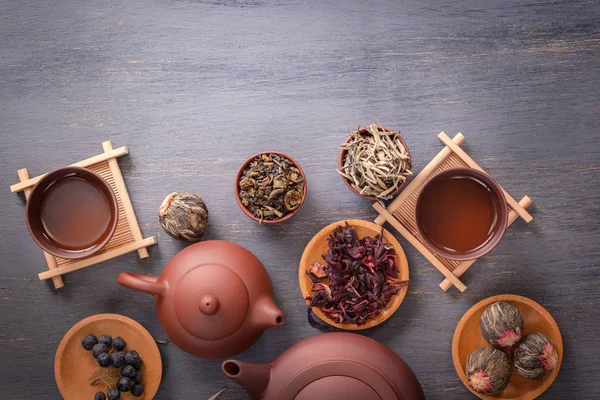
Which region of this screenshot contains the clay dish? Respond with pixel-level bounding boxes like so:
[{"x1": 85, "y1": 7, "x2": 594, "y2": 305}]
[
  {"x1": 298, "y1": 219, "x2": 409, "y2": 330},
  {"x1": 234, "y1": 151, "x2": 307, "y2": 224},
  {"x1": 453, "y1": 294, "x2": 563, "y2": 400},
  {"x1": 415, "y1": 168, "x2": 508, "y2": 261},
  {"x1": 26, "y1": 166, "x2": 118, "y2": 259},
  {"x1": 338, "y1": 126, "x2": 412, "y2": 200},
  {"x1": 55, "y1": 313, "x2": 162, "y2": 399}
]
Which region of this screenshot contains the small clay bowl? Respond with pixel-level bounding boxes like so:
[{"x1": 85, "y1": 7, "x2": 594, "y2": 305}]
[
  {"x1": 235, "y1": 151, "x2": 307, "y2": 224},
  {"x1": 415, "y1": 168, "x2": 508, "y2": 261},
  {"x1": 338, "y1": 126, "x2": 412, "y2": 200},
  {"x1": 298, "y1": 219, "x2": 409, "y2": 330},
  {"x1": 55, "y1": 313, "x2": 162, "y2": 400},
  {"x1": 453, "y1": 294, "x2": 563, "y2": 400},
  {"x1": 26, "y1": 166, "x2": 118, "y2": 259}
]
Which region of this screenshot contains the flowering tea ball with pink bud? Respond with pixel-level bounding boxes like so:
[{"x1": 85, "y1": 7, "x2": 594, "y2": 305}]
[
  {"x1": 514, "y1": 333, "x2": 559, "y2": 379},
  {"x1": 480, "y1": 301, "x2": 524, "y2": 348},
  {"x1": 466, "y1": 347, "x2": 512, "y2": 395}
]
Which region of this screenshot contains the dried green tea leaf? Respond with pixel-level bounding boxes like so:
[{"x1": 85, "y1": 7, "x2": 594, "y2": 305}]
[{"x1": 238, "y1": 153, "x2": 305, "y2": 222}]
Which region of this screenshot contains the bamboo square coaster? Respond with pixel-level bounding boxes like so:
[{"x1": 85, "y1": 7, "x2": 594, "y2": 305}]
[
  {"x1": 10, "y1": 141, "x2": 157, "y2": 289},
  {"x1": 373, "y1": 132, "x2": 532, "y2": 292}
]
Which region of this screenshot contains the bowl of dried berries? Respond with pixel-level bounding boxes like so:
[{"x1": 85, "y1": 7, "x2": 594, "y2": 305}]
[
  {"x1": 298, "y1": 220, "x2": 409, "y2": 330},
  {"x1": 54, "y1": 314, "x2": 162, "y2": 400},
  {"x1": 235, "y1": 152, "x2": 307, "y2": 224},
  {"x1": 338, "y1": 125, "x2": 412, "y2": 200}
]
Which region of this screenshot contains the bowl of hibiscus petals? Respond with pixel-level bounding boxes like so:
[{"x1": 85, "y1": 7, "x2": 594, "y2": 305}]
[{"x1": 298, "y1": 220, "x2": 410, "y2": 330}]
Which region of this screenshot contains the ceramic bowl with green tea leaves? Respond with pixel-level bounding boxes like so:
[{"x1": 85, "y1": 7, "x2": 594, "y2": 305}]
[
  {"x1": 338, "y1": 125, "x2": 412, "y2": 200},
  {"x1": 235, "y1": 152, "x2": 307, "y2": 224}
]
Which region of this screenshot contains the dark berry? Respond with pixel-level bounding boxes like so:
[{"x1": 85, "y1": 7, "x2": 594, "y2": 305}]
[
  {"x1": 98, "y1": 335, "x2": 113, "y2": 349},
  {"x1": 94, "y1": 392, "x2": 106, "y2": 400},
  {"x1": 124, "y1": 350, "x2": 139, "y2": 365},
  {"x1": 132, "y1": 358, "x2": 143, "y2": 370},
  {"x1": 117, "y1": 377, "x2": 134, "y2": 392},
  {"x1": 132, "y1": 370, "x2": 143, "y2": 384},
  {"x1": 97, "y1": 352, "x2": 112, "y2": 367},
  {"x1": 112, "y1": 337, "x2": 126, "y2": 351},
  {"x1": 82, "y1": 334, "x2": 98, "y2": 351},
  {"x1": 107, "y1": 388, "x2": 120, "y2": 400},
  {"x1": 110, "y1": 351, "x2": 125, "y2": 368},
  {"x1": 121, "y1": 365, "x2": 136, "y2": 378},
  {"x1": 92, "y1": 343, "x2": 108, "y2": 359},
  {"x1": 131, "y1": 384, "x2": 145, "y2": 397}
]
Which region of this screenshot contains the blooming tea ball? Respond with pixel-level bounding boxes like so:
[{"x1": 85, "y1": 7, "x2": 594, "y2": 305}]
[
  {"x1": 466, "y1": 347, "x2": 512, "y2": 395},
  {"x1": 159, "y1": 192, "x2": 208, "y2": 242},
  {"x1": 514, "y1": 333, "x2": 559, "y2": 379},
  {"x1": 480, "y1": 301, "x2": 524, "y2": 348}
]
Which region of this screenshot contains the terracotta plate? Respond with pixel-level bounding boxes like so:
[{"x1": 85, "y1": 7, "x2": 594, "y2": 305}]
[
  {"x1": 55, "y1": 314, "x2": 162, "y2": 399},
  {"x1": 298, "y1": 219, "x2": 409, "y2": 330},
  {"x1": 452, "y1": 294, "x2": 563, "y2": 400}
]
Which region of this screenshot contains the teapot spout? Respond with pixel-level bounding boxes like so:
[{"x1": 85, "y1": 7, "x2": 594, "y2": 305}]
[
  {"x1": 252, "y1": 295, "x2": 285, "y2": 330},
  {"x1": 222, "y1": 360, "x2": 271, "y2": 400}
]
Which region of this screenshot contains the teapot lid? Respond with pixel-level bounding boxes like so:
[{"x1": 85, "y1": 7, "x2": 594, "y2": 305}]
[
  {"x1": 294, "y1": 376, "x2": 381, "y2": 400},
  {"x1": 279, "y1": 360, "x2": 400, "y2": 399},
  {"x1": 173, "y1": 263, "x2": 249, "y2": 340}
]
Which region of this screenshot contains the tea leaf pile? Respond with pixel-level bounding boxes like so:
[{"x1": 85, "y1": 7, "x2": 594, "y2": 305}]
[{"x1": 338, "y1": 124, "x2": 412, "y2": 199}]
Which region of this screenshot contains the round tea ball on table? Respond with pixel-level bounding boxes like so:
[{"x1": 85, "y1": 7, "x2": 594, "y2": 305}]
[
  {"x1": 480, "y1": 301, "x2": 524, "y2": 348},
  {"x1": 514, "y1": 332, "x2": 559, "y2": 379},
  {"x1": 159, "y1": 192, "x2": 208, "y2": 242},
  {"x1": 466, "y1": 347, "x2": 512, "y2": 395}
]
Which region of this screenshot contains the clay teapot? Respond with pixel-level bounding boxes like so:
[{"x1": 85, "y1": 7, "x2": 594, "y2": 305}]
[
  {"x1": 222, "y1": 332, "x2": 425, "y2": 400},
  {"x1": 117, "y1": 240, "x2": 284, "y2": 359}
]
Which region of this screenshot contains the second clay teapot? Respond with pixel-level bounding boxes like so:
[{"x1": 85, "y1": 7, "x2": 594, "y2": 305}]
[
  {"x1": 223, "y1": 332, "x2": 425, "y2": 400},
  {"x1": 117, "y1": 240, "x2": 284, "y2": 359}
]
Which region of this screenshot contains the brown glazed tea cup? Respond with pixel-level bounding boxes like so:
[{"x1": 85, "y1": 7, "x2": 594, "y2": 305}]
[
  {"x1": 338, "y1": 126, "x2": 412, "y2": 200},
  {"x1": 26, "y1": 166, "x2": 118, "y2": 259},
  {"x1": 415, "y1": 168, "x2": 508, "y2": 261},
  {"x1": 235, "y1": 151, "x2": 307, "y2": 224}
]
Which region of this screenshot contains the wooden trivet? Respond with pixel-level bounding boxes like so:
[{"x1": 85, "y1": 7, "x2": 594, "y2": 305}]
[
  {"x1": 373, "y1": 132, "x2": 533, "y2": 292},
  {"x1": 10, "y1": 141, "x2": 157, "y2": 289}
]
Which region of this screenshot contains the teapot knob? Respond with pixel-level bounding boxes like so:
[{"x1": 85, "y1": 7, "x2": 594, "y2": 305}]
[{"x1": 199, "y1": 294, "x2": 220, "y2": 316}]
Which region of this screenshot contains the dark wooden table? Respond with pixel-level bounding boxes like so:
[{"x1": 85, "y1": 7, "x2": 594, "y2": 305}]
[{"x1": 1, "y1": 1, "x2": 599, "y2": 399}]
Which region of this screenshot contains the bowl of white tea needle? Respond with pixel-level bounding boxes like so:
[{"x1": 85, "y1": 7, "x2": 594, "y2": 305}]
[{"x1": 337, "y1": 125, "x2": 412, "y2": 200}]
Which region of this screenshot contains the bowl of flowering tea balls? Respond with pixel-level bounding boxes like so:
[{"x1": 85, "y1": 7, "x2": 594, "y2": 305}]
[{"x1": 452, "y1": 294, "x2": 562, "y2": 399}]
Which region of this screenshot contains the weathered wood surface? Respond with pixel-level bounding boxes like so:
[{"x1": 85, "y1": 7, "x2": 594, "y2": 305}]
[{"x1": 1, "y1": 0, "x2": 599, "y2": 399}]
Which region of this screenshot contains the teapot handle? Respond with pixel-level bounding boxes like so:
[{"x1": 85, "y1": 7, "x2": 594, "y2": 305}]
[{"x1": 118, "y1": 272, "x2": 166, "y2": 296}]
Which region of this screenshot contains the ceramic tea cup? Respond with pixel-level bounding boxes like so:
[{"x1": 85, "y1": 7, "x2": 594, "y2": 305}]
[
  {"x1": 338, "y1": 126, "x2": 412, "y2": 200},
  {"x1": 415, "y1": 168, "x2": 508, "y2": 261},
  {"x1": 26, "y1": 166, "x2": 118, "y2": 259},
  {"x1": 235, "y1": 151, "x2": 307, "y2": 224}
]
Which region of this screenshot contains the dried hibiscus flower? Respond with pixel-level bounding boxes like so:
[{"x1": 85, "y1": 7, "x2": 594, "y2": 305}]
[{"x1": 306, "y1": 222, "x2": 408, "y2": 327}]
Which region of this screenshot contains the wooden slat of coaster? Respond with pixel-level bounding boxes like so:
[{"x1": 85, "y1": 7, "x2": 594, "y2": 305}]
[
  {"x1": 102, "y1": 141, "x2": 149, "y2": 258},
  {"x1": 38, "y1": 237, "x2": 156, "y2": 280},
  {"x1": 17, "y1": 169, "x2": 65, "y2": 289},
  {"x1": 10, "y1": 147, "x2": 129, "y2": 193},
  {"x1": 373, "y1": 132, "x2": 532, "y2": 292},
  {"x1": 12, "y1": 142, "x2": 156, "y2": 288}
]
